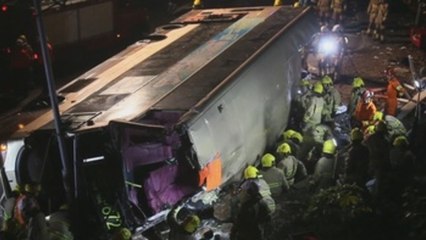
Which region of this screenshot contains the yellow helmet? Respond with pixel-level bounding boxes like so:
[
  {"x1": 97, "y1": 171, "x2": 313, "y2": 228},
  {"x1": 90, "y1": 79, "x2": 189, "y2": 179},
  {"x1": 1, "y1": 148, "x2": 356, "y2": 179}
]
[
  {"x1": 301, "y1": 78, "x2": 311, "y2": 87},
  {"x1": 321, "y1": 75, "x2": 333, "y2": 86},
  {"x1": 352, "y1": 77, "x2": 365, "y2": 88},
  {"x1": 293, "y1": 1, "x2": 300, "y2": 7},
  {"x1": 350, "y1": 128, "x2": 364, "y2": 141},
  {"x1": 183, "y1": 214, "x2": 201, "y2": 233},
  {"x1": 373, "y1": 111, "x2": 384, "y2": 122},
  {"x1": 118, "y1": 228, "x2": 132, "y2": 240},
  {"x1": 24, "y1": 183, "x2": 41, "y2": 194},
  {"x1": 276, "y1": 142, "x2": 292, "y2": 154},
  {"x1": 322, "y1": 139, "x2": 336, "y2": 154},
  {"x1": 313, "y1": 82, "x2": 324, "y2": 94},
  {"x1": 283, "y1": 129, "x2": 303, "y2": 143},
  {"x1": 244, "y1": 165, "x2": 259, "y2": 179},
  {"x1": 261, "y1": 153, "x2": 276, "y2": 167},
  {"x1": 364, "y1": 125, "x2": 376, "y2": 136},
  {"x1": 393, "y1": 135, "x2": 409, "y2": 147},
  {"x1": 291, "y1": 132, "x2": 304, "y2": 143}
]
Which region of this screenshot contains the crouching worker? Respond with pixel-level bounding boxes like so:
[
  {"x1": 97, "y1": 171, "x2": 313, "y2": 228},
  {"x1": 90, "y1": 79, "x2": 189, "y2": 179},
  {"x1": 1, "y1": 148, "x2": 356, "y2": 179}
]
[
  {"x1": 167, "y1": 204, "x2": 201, "y2": 240},
  {"x1": 231, "y1": 182, "x2": 271, "y2": 240}
]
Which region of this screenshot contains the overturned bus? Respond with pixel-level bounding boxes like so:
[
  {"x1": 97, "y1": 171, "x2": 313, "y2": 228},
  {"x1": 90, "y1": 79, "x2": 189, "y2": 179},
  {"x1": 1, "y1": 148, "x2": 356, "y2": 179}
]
[{"x1": 0, "y1": 5, "x2": 318, "y2": 239}]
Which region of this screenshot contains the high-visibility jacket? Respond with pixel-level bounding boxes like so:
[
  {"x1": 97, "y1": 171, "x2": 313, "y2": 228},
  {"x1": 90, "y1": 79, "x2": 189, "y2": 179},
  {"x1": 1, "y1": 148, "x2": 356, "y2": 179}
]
[
  {"x1": 313, "y1": 154, "x2": 337, "y2": 189},
  {"x1": 260, "y1": 167, "x2": 289, "y2": 197},
  {"x1": 386, "y1": 77, "x2": 405, "y2": 116},
  {"x1": 355, "y1": 101, "x2": 377, "y2": 123},
  {"x1": 323, "y1": 87, "x2": 342, "y2": 121},
  {"x1": 277, "y1": 155, "x2": 305, "y2": 186},
  {"x1": 304, "y1": 95, "x2": 325, "y2": 128},
  {"x1": 239, "y1": 178, "x2": 275, "y2": 215}
]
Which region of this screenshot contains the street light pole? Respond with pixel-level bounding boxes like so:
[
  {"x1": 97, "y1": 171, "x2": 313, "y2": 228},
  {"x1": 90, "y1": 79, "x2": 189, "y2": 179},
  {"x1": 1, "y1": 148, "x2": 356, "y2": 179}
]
[{"x1": 31, "y1": 0, "x2": 72, "y2": 203}]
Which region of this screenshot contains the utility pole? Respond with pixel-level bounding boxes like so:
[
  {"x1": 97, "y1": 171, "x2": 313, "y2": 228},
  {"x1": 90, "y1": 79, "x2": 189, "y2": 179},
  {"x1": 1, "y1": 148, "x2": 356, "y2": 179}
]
[{"x1": 32, "y1": 0, "x2": 72, "y2": 204}]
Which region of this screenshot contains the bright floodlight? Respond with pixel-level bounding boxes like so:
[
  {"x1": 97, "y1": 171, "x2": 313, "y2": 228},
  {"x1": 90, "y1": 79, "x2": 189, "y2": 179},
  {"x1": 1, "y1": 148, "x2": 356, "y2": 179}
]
[{"x1": 318, "y1": 36, "x2": 338, "y2": 56}]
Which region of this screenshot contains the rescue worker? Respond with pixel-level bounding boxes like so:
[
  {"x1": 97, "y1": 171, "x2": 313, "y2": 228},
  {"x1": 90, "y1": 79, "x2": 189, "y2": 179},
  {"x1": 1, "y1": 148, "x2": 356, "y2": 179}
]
[
  {"x1": 373, "y1": 1, "x2": 389, "y2": 41},
  {"x1": 348, "y1": 77, "x2": 366, "y2": 118},
  {"x1": 259, "y1": 153, "x2": 289, "y2": 197},
  {"x1": 343, "y1": 128, "x2": 370, "y2": 187},
  {"x1": 276, "y1": 143, "x2": 308, "y2": 187},
  {"x1": 167, "y1": 204, "x2": 201, "y2": 240},
  {"x1": 366, "y1": 0, "x2": 382, "y2": 35},
  {"x1": 371, "y1": 111, "x2": 407, "y2": 140},
  {"x1": 311, "y1": 139, "x2": 338, "y2": 191},
  {"x1": 389, "y1": 136, "x2": 415, "y2": 177},
  {"x1": 385, "y1": 67, "x2": 409, "y2": 116},
  {"x1": 331, "y1": 0, "x2": 344, "y2": 24},
  {"x1": 230, "y1": 182, "x2": 271, "y2": 240},
  {"x1": 321, "y1": 75, "x2": 342, "y2": 123},
  {"x1": 11, "y1": 183, "x2": 50, "y2": 240},
  {"x1": 277, "y1": 129, "x2": 304, "y2": 159},
  {"x1": 317, "y1": 0, "x2": 332, "y2": 25},
  {"x1": 387, "y1": 135, "x2": 416, "y2": 205},
  {"x1": 364, "y1": 121, "x2": 390, "y2": 201},
  {"x1": 239, "y1": 166, "x2": 276, "y2": 216},
  {"x1": 292, "y1": 77, "x2": 313, "y2": 131},
  {"x1": 9, "y1": 34, "x2": 34, "y2": 98},
  {"x1": 354, "y1": 90, "x2": 377, "y2": 127},
  {"x1": 303, "y1": 82, "x2": 325, "y2": 130}
]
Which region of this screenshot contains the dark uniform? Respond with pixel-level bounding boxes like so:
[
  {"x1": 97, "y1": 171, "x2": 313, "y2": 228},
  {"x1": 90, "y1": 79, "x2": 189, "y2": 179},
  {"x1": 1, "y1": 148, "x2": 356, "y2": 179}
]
[{"x1": 259, "y1": 166, "x2": 289, "y2": 197}]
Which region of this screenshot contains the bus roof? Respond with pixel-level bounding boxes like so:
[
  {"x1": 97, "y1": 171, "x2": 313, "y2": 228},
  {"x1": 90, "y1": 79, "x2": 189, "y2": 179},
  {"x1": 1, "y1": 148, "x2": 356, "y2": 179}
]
[{"x1": 7, "y1": 6, "x2": 314, "y2": 138}]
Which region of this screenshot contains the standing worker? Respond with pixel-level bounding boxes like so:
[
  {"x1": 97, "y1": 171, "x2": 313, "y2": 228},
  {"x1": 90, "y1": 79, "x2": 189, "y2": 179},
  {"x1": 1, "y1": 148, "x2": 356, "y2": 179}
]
[
  {"x1": 276, "y1": 143, "x2": 308, "y2": 187},
  {"x1": 259, "y1": 153, "x2": 290, "y2": 197},
  {"x1": 303, "y1": 82, "x2": 326, "y2": 130},
  {"x1": 321, "y1": 75, "x2": 342, "y2": 124},
  {"x1": 366, "y1": 0, "x2": 382, "y2": 35},
  {"x1": 343, "y1": 128, "x2": 370, "y2": 187},
  {"x1": 317, "y1": 0, "x2": 332, "y2": 25},
  {"x1": 385, "y1": 67, "x2": 409, "y2": 116},
  {"x1": 230, "y1": 182, "x2": 271, "y2": 240},
  {"x1": 311, "y1": 139, "x2": 338, "y2": 191},
  {"x1": 239, "y1": 166, "x2": 276, "y2": 216},
  {"x1": 348, "y1": 77, "x2": 366, "y2": 118},
  {"x1": 331, "y1": 0, "x2": 344, "y2": 25},
  {"x1": 373, "y1": 0, "x2": 389, "y2": 41}
]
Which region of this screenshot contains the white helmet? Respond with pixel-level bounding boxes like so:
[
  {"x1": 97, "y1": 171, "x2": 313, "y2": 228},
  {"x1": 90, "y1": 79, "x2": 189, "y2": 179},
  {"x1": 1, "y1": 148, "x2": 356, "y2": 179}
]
[{"x1": 332, "y1": 24, "x2": 342, "y2": 33}]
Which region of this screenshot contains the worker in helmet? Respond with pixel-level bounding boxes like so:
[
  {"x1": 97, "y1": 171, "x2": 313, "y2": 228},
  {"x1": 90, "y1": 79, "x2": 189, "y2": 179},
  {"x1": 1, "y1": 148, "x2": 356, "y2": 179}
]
[
  {"x1": 230, "y1": 181, "x2": 271, "y2": 240},
  {"x1": 321, "y1": 75, "x2": 342, "y2": 123},
  {"x1": 370, "y1": 111, "x2": 407, "y2": 140},
  {"x1": 276, "y1": 143, "x2": 308, "y2": 187},
  {"x1": 354, "y1": 90, "x2": 377, "y2": 127},
  {"x1": 311, "y1": 139, "x2": 338, "y2": 191},
  {"x1": 292, "y1": 77, "x2": 313, "y2": 131},
  {"x1": 110, "y1": 228, "x2": 132, "y2": 240},
  {"x1": 348, "y1": 77, "x2": 366, "y2": 118},
  {"x1": 317, "y1": 0, "x2": 332, "y2": 25},
  {"x1": 276, "y1": 129, "x2": 304, "y2": 159},
  {"x1": 366, "y1": 0, "x2": 382, "y2": 35},
  {"x1": 342, "y1": 128, "x2": 370, "y2": 187},
  {"x1": 373, "y1": 1, "x2": 388, "y2": 41},
  {"x1": 167, "y1": 204, "x2": 201, "y2": 240},
  {"x1": 364, "y1": 121, "x2": 390, "y2": 200},
  {"x1": 385, "y1": 67, "x2": 409, "y2": 116},
  {"x1": 11, "y1": 182, "x2": 50, "y2": 240},
  {"x1": 239, "y1": 166, "x2": 275, "y2": 216},
  {"x1": 390, "y1": 135, "x2": 415, "y2": 175},
  {"x1": 259, "y1": 153, "x2": 289, "y2": 197},
  {"x1": 303, "y1": 82, "x2": 326, "y2": 130},
  {"x1": 331, "y1": 0, "x2": 344, "y2": 24},
  {"x1": 386, "y1": 135, "x2": 416, "y2": 205}
]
